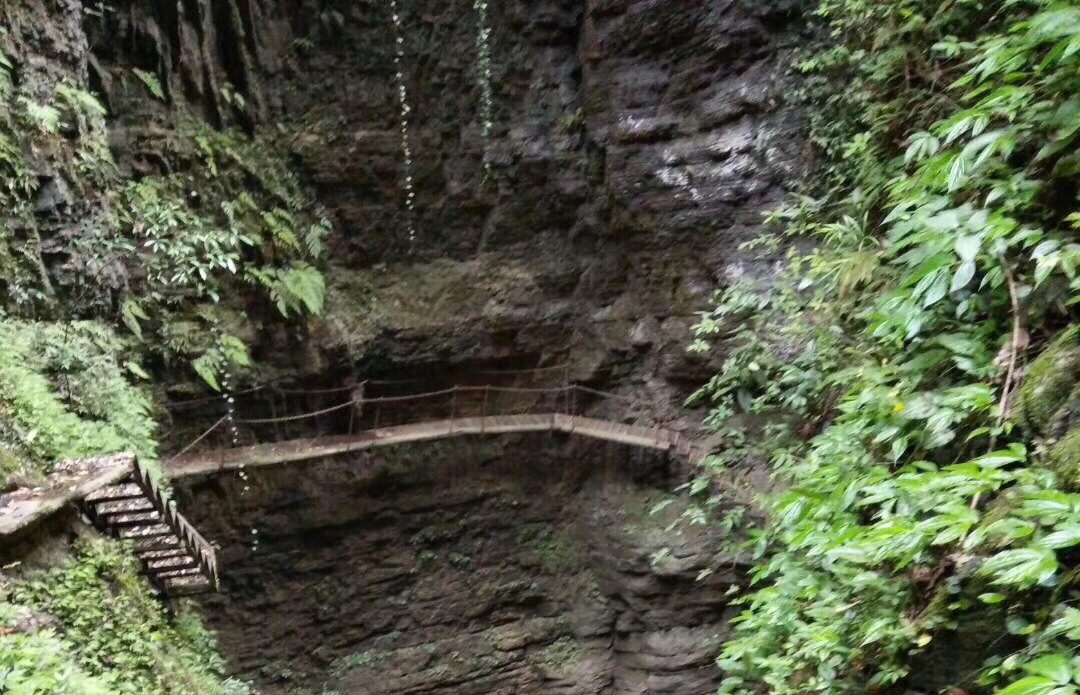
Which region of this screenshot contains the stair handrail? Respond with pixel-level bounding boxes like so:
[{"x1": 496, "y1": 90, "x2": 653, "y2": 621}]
[{"x1": 131, "y1": 462, "x2": 219, "y2": 590}]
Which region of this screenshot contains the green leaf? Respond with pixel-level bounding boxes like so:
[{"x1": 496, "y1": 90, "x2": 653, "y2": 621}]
[
  {"x1": 125, "y1": 360, "x2": 150, "y2": 380},
  {"x1": 219, "y1": 334, "x2": 252, "y2": 367},
  {"x1": 923, "y1": 271, "x2": 949, "y2": 307},
  {"x1": 972, "y1": 449, "x2": 1026, "y2": 469},
  {"x1": 993, "y1": 676, "x2": 1058, "y2": 695},
  {"x1": 132, "y1": 68, "x2": 165, "y2": 101},
  {"x1": 120, "y1": 298, "x2": 147, "y2": 339},
  {"x1": 1044, "y1": 607, "x2": 1080, "y2": 640},
  {"x1": 947, "y1": 154, "x2": 969, "y2": 191},
  {"x1": 18, "y1": 97, "x2": 61, "y2": 133},
  {"x1": 1041, "y1": 524, "x2": 1080, "y2": 550},
  {"x1": 980, "y1": 546, "x2": 1058, "y2": 587},
  {"x1": 978, "y1": 592, "x2": 1006, "y2": 604},
  {"x1": 192, "y1": 353, "x2": 221, "y2": 392},
  {"x1": 1022, "y1": 654, "x2": 1072, "y2": 684},
  {"x1": 905, "y1": 131, "x2": 940, "y2": 163},
  {"x1": 956, "y1": 235, "x2": 981, "y2": 262},
  {"x1": 951, "y1": 260, "x2": 976, "y2": 292}
]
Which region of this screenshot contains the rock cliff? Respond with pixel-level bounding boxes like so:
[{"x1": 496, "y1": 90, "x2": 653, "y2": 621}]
[
  {"x1": 177, "y1": 435, "x2": 744, "y2": 694},
  {"x1": 86, "y1": 0, "x2": 804, "y2": 417},
  {"x1": 4, "y1": 0, "x2": 805, "y2": 691}
]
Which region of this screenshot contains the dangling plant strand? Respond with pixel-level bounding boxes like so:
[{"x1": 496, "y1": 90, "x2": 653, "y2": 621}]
[
  {"x1": 473, "y1": 0, "x2": 494, "y2": 140},
  {"x1": 389, "y1": 0, "x2": 418, "y2": 247}
]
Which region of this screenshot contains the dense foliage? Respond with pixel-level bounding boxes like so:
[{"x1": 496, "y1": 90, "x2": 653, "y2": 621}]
[
  {"x1": 688, "y1": 1, "x2": 1079, "y2": 693},
  {"x1": 0, "y1": 18, "x2": 330, "y2": 481},
  {"x1": 0, "y1": 6, "x2": 325, "y2": 694},
  {"x1": 0, "y1": 31, "x2": 329, "y2": 383},
  {"x1": 1, "y1": 538, "x2": 251, "y2": 695},
  {"x1": 0, "y1": 320, "x2": 154, "y2": 480}
]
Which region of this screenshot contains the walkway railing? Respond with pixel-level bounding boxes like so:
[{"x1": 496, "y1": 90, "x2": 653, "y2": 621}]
[
  {"x1": 167, "y1": 382, "x2": 705, "y2": 478},
  {"x1": 168, "y1": 378, "x2": 676, "y2": 455}
]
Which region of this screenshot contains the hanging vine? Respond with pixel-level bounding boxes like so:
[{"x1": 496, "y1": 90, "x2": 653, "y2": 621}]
[
  {"x1": 473, "y1": 0, "x2": 494, "y2": 139},
  {"x1": 389, "y1": 0, "x2": 418, "y2": 248}
]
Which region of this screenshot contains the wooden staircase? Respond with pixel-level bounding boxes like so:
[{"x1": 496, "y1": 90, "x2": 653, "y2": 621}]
[{"x1": 84, "y1": 461, "x2": 218, "y2": 596}]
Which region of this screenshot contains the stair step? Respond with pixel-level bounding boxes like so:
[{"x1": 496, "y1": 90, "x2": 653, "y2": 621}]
[
  {"x1": 85, "y1": 483, "x2": 143, "y2": 503},
  {"x1": 119, "y1": 524, "x2": 173, "y2": 539},
  {"x1": 146, "y1": 555, "x2": 196, "y2": 572},
  {"x1": 94, "y1": 498, "x2": 155, "y2": 515},
  {"x1": 81, "y1": 462, "x2": 217, "y2": 596},
  {"x1": 139, "y1": 548, "x2": 189, "y2": 561},
  {"x1": 163, "y1": 575, "x2": 213, "y2": 596},
  {"x1": 131, "y1": 536, "x2": 181, "y2": 552},
  {"x1": 155, "y1": 567, "x2": 202, "y2": 580},
  {"x1": 105, "y1": 512, "x2": 162, "y2": 527}
]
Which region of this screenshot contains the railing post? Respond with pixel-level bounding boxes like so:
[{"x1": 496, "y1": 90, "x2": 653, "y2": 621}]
[
  {"x1": 481, "y1": 386, "x2": 489, "y2": 433},
  {"x1": 449, "y1": 386, "x2": 457, "y2": 434}
]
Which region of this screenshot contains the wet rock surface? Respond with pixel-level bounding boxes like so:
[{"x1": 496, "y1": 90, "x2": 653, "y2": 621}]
[
  {"x1": 83, "y1": 0, "x2": 804, "y2": 421},
  {"x1": 177, "y1": 436, "x2": 743, "y2": 694}
]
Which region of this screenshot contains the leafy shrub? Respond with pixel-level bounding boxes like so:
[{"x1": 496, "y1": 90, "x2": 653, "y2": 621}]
[
  {"x1": 0, "y1": 319, "x2": 155, "y2": 481},
  {"x1": 5, "y1": 537, "x2": 248, "y2": 695},
  {"x1": 0, "y1": 613, "x2": 112, "y2": 695},
  {"x1": 0, "y1": 25, "x2": 330, "y2": 393},
  {"x1": 690, "y1": 1, "x2": 1080, "y2": 693}
]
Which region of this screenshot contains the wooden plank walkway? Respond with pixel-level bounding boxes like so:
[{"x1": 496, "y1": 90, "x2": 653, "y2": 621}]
[
  {"x1": 168, "y1": 414, "x2": 705, "y2": 477},
  {"x1": 0, "y1": 454, "x2": 133, "y2": 537},
  {"x1": 3, "y1": 386, "x2": 701, "y2": 600}
]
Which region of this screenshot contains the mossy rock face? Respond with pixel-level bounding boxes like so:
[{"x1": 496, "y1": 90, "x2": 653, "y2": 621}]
[
  {"x1": 1048, "y1": 424, "x2": 1080, "y2": 489},
  {"x1": 1015, "y1": 326, "x2": 1080, "y2": 435}
]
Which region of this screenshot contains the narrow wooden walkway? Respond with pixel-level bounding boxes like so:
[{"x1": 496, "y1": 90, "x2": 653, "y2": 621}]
[
  {"x1": 169, "y1": 414, "x2": 706, "y2": 477},
  {"x1": 0, "y1": 453, "x2": 132, "y2": 537},
  {"x1": 3, "y1": 377, "x2": 700, "y2": 600}
]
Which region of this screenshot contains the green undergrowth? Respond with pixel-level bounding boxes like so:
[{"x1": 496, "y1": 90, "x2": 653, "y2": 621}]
[
  {"x1": 1, "y1": 536, "x2": 253, "y2": 695},
  {"x1": 685, "y1": 1, "x2": 1079, "y2": 693},
  {"x1": 0, "y1": 319, "x2": 156, "y2": 483},
  {"x1": 0, "y1": 8, "x2": 329, "y2": 690}
]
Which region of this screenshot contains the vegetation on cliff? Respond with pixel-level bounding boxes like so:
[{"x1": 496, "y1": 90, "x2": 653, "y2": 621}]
[
  {"x1": 689, "y1": 1, "x2": 1078, "y2": 692},
  {"x1": 1, "y1": 5, "x2": 325, "y2": 693},
  {"x1": 0, "y1": 19, "x2": 329, "y2": 483},
  {"x1": 1, "y1": 0, "x2": 1076, "y2": 692},
  {"x1": 1, "y1": 537, "x2": 250, "y2": 695}
]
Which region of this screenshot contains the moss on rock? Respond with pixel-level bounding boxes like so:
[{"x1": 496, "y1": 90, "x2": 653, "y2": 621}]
[
  {"x1": 1047, "y1": 424, "x2": 1080, "y2": 489},
  {"x1": 1015, "y1": 326, "x2": 1080, "y2": 435}
]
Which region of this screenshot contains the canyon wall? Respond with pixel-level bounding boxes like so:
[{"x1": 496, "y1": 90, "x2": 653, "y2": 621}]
[
  {"x1": 177, "y1": 436, "x2": 743, "y2": 693},
  {"x1": 85, "y1": 0, "x2": 804, "y2": 419}
]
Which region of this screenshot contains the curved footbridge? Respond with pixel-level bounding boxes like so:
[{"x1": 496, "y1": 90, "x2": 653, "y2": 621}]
[
  {"x1": 168, "y1": 412, "x2": 708, "y2": 477},
  {"x1": 2, "y1": 380, "x2": 706, "y2": 599}
]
